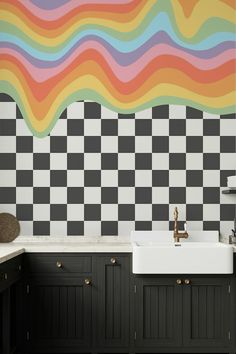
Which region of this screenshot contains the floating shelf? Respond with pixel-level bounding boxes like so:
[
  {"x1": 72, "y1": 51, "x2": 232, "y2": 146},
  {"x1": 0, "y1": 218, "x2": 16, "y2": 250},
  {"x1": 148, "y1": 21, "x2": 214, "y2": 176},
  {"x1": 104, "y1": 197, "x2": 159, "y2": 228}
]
[{"x1": 222, "y1": 189, "x2": 236, "y2": 194}]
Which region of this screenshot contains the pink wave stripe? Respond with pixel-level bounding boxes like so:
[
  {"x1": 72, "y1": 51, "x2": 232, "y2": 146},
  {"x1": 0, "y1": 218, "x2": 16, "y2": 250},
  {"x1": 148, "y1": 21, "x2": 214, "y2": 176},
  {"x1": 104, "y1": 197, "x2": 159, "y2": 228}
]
[
  {"x1": 18, "y1": 0, "x2": 134, "y2": 21},
  {"x1": 1, "y1": 44, "x2": 235, "y2": 83}
]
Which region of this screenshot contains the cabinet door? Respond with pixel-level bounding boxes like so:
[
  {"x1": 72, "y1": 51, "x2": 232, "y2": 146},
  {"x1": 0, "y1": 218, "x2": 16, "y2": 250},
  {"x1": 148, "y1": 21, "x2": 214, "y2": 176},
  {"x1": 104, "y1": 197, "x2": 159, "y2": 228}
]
[
  {"x1": 94, "y1": 255, "x2": 130, "y2": 348},
  {"x1": 135, "y1": 277, "x2": 182, "y2": 348},
  {"x1": 25, "y1": 277, "x2": 92, "y2": 352},
  {"x1": 183, "y1": 277, "x2": 230, "y2": 348}
]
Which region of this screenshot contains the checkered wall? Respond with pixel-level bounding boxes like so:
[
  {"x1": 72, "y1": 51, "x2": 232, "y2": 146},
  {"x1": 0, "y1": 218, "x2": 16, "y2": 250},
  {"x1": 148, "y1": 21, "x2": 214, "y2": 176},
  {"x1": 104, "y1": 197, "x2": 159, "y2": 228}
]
[{"x1": 0, "y1": 94, "x2": 235, "y2": 237}]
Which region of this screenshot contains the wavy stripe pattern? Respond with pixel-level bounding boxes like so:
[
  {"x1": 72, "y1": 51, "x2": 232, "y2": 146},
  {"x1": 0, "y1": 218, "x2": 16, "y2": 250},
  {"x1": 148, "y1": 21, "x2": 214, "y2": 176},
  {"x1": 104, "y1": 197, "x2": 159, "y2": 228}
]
[{"x1": 0, "y1": 0, "x2": 235, "y2": 137}]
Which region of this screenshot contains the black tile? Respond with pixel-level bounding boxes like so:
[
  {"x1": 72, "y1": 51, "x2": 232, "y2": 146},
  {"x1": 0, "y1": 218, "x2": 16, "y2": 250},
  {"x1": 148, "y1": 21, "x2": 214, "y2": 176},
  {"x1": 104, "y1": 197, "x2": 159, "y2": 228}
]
[
  {"x1": 203, "y1": 221, "x2": 220, "y2": 230},
  {"x1": 152, "y1": 105, "x2": 169, "y2": 118},
  {"x1": 0, "y1": 119, "x2": 16, "y2": 135},
  {"x1": 186, "y1": 170, "x2": 203, "y2": 187},
  {"x1": 135, "y1": 221, "x2": 152, "y2": 230},
  {"x1": 16, "y1": 136, "x2": 33, "y2": 153},
  {"x1": 220, "y1": 204, "x2": 235, "y2": 220},
  {"x1": 152, "y1": 170, "x2": 169, "y2": 186},
  {"x1": 16, "y1": 170, "x2": 33, "y2": 187},
  {"x1": 169, "y1": 220, "x2": 185, "y2": 230},
  {"x1": 152, "y1": 204, "x2": 169, "y2": 220},
  {"x1": 220, "y1": 136, "x2": 235, "y2": 153},
  {"x1": 84, "y1": 204, "x2": 101, "y2": 220},
  {"x1": 186, "y1": 107, "x2": 203, "y2": 119},
  {"x1": 118, "y1": 171, "x2": 135, "y2": 186},
  {"x1": 84, "y1": 102, "x2": 101, "y2": 118},
  {"x1": 135, "y1": 187, "x2": 152, "y2": 204},
  {"x1": 84, "y1": 170, "x2": 101, "y2": 186},
  {"x1": 186, "y1": 136, "x2": 203, "y2": 153},
  {"x1": 67, "y1": 153, "x2": 84, "y2": 170},
  {"x1": 33, "y1": 221, "x2": 50, "y2": 235},
  {"x1": 0, "y1": 187, "x2": 16, "y2": 203},
  {"x1": 152, "y1": 136, "x2": 169, "y2": 152},
  {"x1": 101, "y1": 120, "x2": 118, "y2": 136},
  {"x1": 59, "y1": 109, "x2": 67, "y2": 119},
  {"x1": 67, "y1": 221, "x2": 84, "y2": 235},
  {"x1": 33, "y1": 153, "x2": 50, "y2": 170},
  {"x1": 50, "y1": 204, "x2": 67, "y2": 221},
  {"x1": 118, "y1": 136, "x2": 135, "y2": 153},
  {"x1": 101, "y1": 221, "x2": 118, "y2": 235},
  {"x1": 186, "y1": 204, "x2": 203, "y2": 221},
  {"x1": 203, "y1": 120, "x2": 220, "y2": 136},
  {"x1": 84, "y1": 136, "x2": 101, "y2": 153},
  {"x1": 101, "y1": 153, "x2": 118, "y2": 170},
  {"x1": 118, "y1": 113, "x2": 135, "y2": 119},
  {"x1": 101, "y1": 187, "x2": 118, "y2": 204},
  {"x1": 33, "y1": 187, "x2": 50, "y2": 204},
  {"x1": 220, "y1": 113, "x2": 236, "y2": 119},
  {"x1": 169, "y1": 153, "x2": 186, "y2": 170},
  {"x1": 118, "y1": 204, "x2": 135, "y2": 220},
  {"x1": 50, "y1": 170, "x2": 67, "y2": 186},
  {"x1": 0, "y1": 93, "x2": 14, "y2": 101},
  {"x1": 169, "y1": 120, "x2": 186, "y2": 135},
  {"x1": 203, "y1": 153, "x2": 220, "y2": 170},
  {"x1": 16, "y1": 204, "x2": 33, "y2": 221},
  {"x1": 135, "y1": 120, "x2": 152, "y2": 136},
  {"x1": 220, "y1": 170, "x2": 235, "y2": 187},
  {"x1": 135, "y1": 153, "x2": 152, "y2": 170},
  {"x1": 16, "y1": 106, "x2": 23, "y2": 119},
  {"x1": 67, "y1": 187, "x2": 84, "y2": 203},
  {"x1": 203, "y1": 187, "x2": 220, "y2": 204},
  {"x1": 50, "y1": 137, "x2": 67, "y2": 153},
  {"x1": 169, "y1": 187, "x2": 186, "y2": 204},
  {"x1": 67, "y1": 119, "x2": 84, "y2": 135},
  {"x1": 0, "y1": 153, "x2": 16, "y2": 169}
]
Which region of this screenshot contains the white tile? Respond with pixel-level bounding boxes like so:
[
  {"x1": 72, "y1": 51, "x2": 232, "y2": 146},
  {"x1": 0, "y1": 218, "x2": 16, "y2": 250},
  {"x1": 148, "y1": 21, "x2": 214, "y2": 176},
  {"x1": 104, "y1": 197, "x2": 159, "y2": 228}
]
[
  {"x1": 118, "y1": 120, "x2": 135, "y2": 136},
  {"x1": 186, "y1": 187, "x2": 203, "y2": 204},
  {"x1": 135, "y1": 108, "x2": 152, "y2": 119},
  {"x1": 101, "y1": 204, "x2": 118, "y2": 220},
  {"x1": 33, "y1": 204, "x2": 50, "y2": 221},
  {"x1": 203, "y1": 112, "x2": 220, "y2": 119},
  {"x1": 16, "y1": 119, "x2": 32, "y2": 136},
  {"x1": 50, "y1": 119, "x2": 67, "y2": 136},
  {"x1": 0, "y1": 102, "x2": 16, "y2": 118},
  {"x1": 169, "y1": 136, "x2": 186, "y2": 153},
  {"x1": 0, "y1": 204, "x2": 16, "y2": 215},
  {"x1": 152, "y1": 119, "x2": 169, "y2": 135},
  {"x1": 67, "y1": 170, "x2": 84, "y2": 187},
  {"x1": 203, "y1": 204, "x2": 220, "y2": 221},
  {"x1": 33, "y1": 170, "x2": 50, "y2": 187},
  {"x1": 84, "y1": 119, "x2": 101, "y2": 135},
  {"x1": 118, "y1": 153, "x2": 135, "y2": 170},
  {"x1": 84, "y1": 187, "x2": 101, "y2": 204},
  {"x1": 101, "y1": 106, "x2": 118, "y2": 119},
  {"x1": 50, "y1": 221, "x2": 67, "y2": 236},
  {"x1": 67, "y1": 102, "x2": 84, "y2": 119},
  {"x1": 169, "y1": 204, "x2": 186, "y2": 221},
  {"x1": 67, "y1": 204, "x2": 84, "y2": 221},
  {"x1": 135, "y1": 170, "x2": 152, "y2": 187},
  {"x1": 33, "y1": 136, "x2": 50, "y2": 152},
  {"x1": 152, "y1": 221, "x2": 169, "y2": 231},
  {"x1": 220, "y1": 119, "x2": 236, "y2": 136},
  {"x1": 118, "y1": 187, "x2": 135, "y2": 204},
  {"x1": 67, "y1": 136, "x2": 84, "y2": 153},
  {"x1": 203, "y1": 170, "x2": 220, "y2": 187},
  {"x1": 187, "y1": 221, "x2": 203, "y2": 231},
  {"x1": 135, "y1": 136, "x2": 152, "y2": 153},
  {"x1": 169, "y1": 105, "x2": 186, "y2": 119},
  {"x1": 101, "y1": 136, "x2": 118, "y2": 153},
  {"x1": 16, "y1": 187, "x2": 33, "y2": 204},
  {"x1": 152, "y1": 187, "x2": 169, "y2": 203},
  {"x1": 220, "y1": 221, "x2": 235, "y2": 237},
  {"x1": 220, "y1": 187, "x2": 236, "y2": 204},
  {"x1": 186, "y1": 153, "x2": 203, "y2": 170},
  {"x1": 16, "y1": 153, "x2": 33, "y2": 170},
  {"x1": 19, "y1": 221, "x2": 33, "y2": 236},
  {"x1": 186, "y1": 120, "x2": 203, "y2": 136},
  {"x1": 135, "y1": 204, "x2": 152, "y2": 220},
  {"x1": 152, "y1": 153, "x2": 169, "y2": 170},
  {"x1": 203, "y1": 136, "x2": 220, "y2": 153},
  {"x1": 84, "y1": 153, "x2": 101, "y2": 170},
  {"x1": 84, "y1": 221, "x2": 101, "y2": 236},
  {"x1": 169, "y1": 170, "x2": 186, "y2": 187},
  {"x1": 118, "y1": 221, "x2": 135, "y2": 236},
  {"x1": 220, "y1": 153, "x2": 236, "y2": 170},
  {"x1": 0, "y1": 170, "x2": 16, "y2": 187},
  {"x1": 50, "y1": 153, "x2": 67, "y2": 170},
  {"x1": 0, "y1": 136, "x2": 16, "y2": 153},
  {"x1": 50, "y1": 187, "x2": 67, "y2": 204},
  {"x1": 101, "y1": 170, "x2": 118, "y2": 187}
]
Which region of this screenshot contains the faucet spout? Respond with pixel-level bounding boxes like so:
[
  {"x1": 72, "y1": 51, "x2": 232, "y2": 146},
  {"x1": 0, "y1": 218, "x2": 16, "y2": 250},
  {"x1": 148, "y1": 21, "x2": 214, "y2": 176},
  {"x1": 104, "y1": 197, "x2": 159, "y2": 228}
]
[{"x1": 173, "y1": 207, "x2": 189, "y2": 242}]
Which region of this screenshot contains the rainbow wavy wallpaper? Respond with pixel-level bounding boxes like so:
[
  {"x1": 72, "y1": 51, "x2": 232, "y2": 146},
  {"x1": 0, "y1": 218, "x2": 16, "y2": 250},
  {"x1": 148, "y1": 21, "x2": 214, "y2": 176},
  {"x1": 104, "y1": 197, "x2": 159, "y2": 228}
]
[{"x1": 0, "y1": 0, "x2": 235, "y2": 137}]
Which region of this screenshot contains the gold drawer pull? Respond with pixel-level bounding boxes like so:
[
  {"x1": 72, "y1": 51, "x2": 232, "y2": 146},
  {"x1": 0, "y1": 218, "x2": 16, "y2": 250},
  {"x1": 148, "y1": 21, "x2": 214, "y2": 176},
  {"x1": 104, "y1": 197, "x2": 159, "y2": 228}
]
[
  {"x1": 56, "y1": 261, "x2": 62, "y2": 268},
  {"x1": 176, "y1": 279, "x2": 182, "y2": 285},
  {"x1": 184, "y1": 279, "x2": 191, "y2": 285},
  {"x1": 110, "y1": 257, "x2": 116, "y2": 264},
  {"x1": 84, "y1": 278, "x2": 91, "y2": 286},
  {"x1": 4, "y1": 273, "x2": 8, "y2": 280}
]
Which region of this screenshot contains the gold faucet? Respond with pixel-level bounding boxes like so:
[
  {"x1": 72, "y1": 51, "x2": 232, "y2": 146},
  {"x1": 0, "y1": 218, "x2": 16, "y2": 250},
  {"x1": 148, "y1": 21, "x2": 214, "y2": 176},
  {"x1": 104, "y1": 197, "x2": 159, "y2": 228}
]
[{"x1": 173, "y1": 207, "x2": 189, "y2": 242}]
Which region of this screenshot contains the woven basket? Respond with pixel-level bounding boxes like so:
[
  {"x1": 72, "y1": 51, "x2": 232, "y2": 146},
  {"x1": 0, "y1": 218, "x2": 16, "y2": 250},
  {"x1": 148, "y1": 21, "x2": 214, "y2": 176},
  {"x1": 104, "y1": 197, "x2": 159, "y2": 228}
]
[{"x1": 0, "y1": 213, "x2": 20, "y2": 243}]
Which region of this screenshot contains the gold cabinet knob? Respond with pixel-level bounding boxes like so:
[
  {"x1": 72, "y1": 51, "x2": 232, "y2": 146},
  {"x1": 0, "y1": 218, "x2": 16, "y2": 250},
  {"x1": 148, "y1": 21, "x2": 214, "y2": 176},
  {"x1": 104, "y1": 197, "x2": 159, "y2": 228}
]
[
  {"x1": 176, "y1": 279, "x2": 182, "y2": 285},
  {"x1": 84, "y1": 278, "x2": 91, "y2": 286},
  {"x1": 56, "y1": 261, "x2": 62, "y2": 268},
  {"x1": 184, "y1": 279, "x2": 191, "y2": 285},
  {"x1": 110, "y1": 257, "x2": 116, "y2": 264}
]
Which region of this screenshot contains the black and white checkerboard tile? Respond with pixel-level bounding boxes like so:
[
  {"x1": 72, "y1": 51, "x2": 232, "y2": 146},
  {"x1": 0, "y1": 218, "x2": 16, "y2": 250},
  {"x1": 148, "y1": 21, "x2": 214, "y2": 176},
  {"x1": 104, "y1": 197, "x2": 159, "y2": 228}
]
[{"x1": 0, "y1": 94, "x2": 235, "y2": 237}]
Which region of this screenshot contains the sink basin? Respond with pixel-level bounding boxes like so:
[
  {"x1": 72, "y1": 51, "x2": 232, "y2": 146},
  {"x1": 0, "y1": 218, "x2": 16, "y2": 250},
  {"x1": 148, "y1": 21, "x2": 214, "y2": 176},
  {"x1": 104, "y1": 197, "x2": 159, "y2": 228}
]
[{"x1": 131, "y1": 231, "x2": 233, "y2": 274}]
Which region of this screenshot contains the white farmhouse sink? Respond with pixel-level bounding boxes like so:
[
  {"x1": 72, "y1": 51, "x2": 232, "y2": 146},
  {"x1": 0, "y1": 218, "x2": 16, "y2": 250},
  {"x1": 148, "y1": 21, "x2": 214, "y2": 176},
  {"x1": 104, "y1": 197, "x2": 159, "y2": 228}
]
[{"x1": 131, "y1": 231, "x2": 233, "y2": 274}]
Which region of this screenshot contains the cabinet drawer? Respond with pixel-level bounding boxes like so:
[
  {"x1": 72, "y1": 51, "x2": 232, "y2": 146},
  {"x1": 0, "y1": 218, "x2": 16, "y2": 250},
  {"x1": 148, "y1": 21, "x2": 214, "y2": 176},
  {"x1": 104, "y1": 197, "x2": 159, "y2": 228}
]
[
  {"x1": 0, "y1": 255, "x2": 23, "y2": 292},
  {"x1": 25, "y1": 254, "x2": 92, "y2": 274}
]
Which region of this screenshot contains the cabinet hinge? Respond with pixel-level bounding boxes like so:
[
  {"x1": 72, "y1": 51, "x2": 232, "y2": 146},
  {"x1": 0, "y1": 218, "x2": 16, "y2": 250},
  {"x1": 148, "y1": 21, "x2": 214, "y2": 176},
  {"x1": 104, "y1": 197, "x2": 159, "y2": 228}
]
[
  {"x1": 228, "y1": 284, "x2": 231, "y2": 294},
  {"x1": 26, "y1": 284, "x2": 30, "y2": 294},
  {"x1": 26, "y1": 331, "x2": 30, "y2": 341},
  {"x1": 134, "y1": 331, "x2": 137, "y2": 340},
  {"x1": 228, "y1": 331, "x2": 231, "y2": 341},
  {"x1": 134, "y1": 285, "x2": 137, "y2": 293}
]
